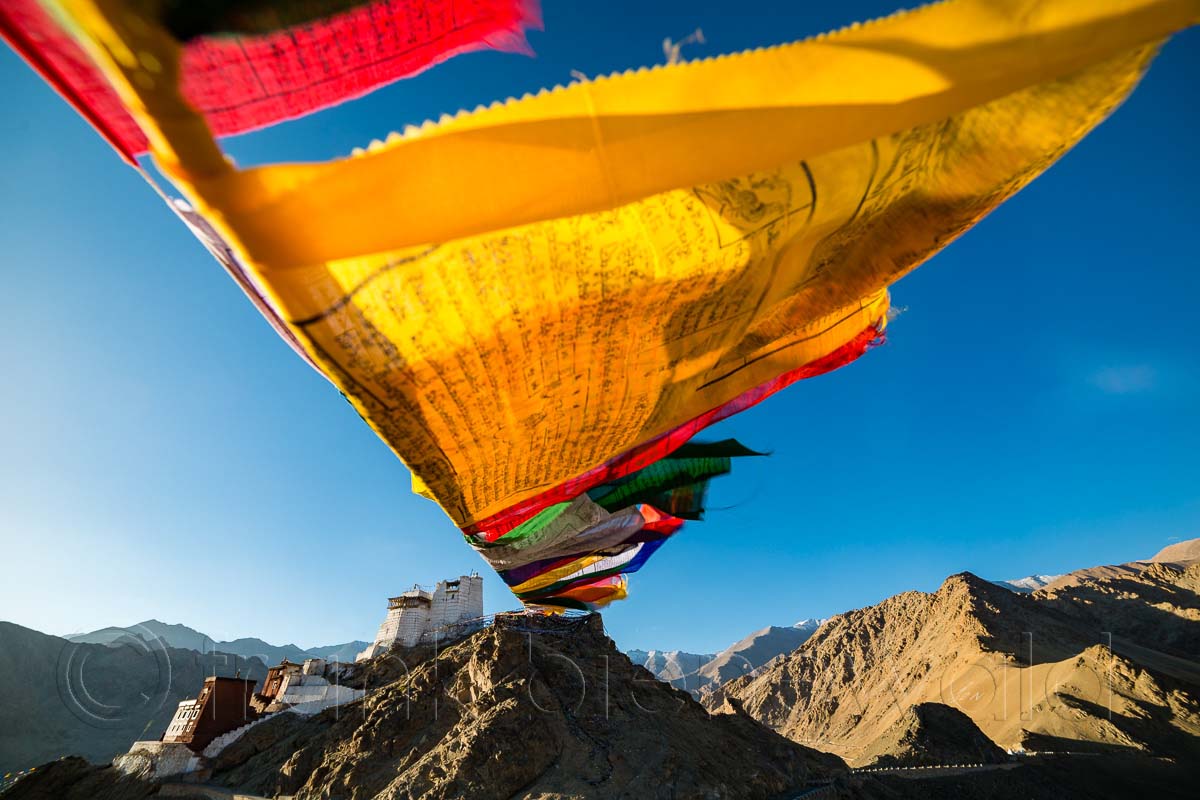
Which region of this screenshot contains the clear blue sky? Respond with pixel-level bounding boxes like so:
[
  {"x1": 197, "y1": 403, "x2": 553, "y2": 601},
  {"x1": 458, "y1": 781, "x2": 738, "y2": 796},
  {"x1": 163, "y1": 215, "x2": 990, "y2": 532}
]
[{"x1": 1, "y1": 2, "x2": 1197, "y2": 656}]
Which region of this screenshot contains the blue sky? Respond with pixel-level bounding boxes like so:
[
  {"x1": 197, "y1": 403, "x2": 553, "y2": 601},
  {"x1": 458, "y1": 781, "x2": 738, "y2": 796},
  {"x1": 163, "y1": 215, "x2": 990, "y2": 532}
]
[{"x1": 0, "y1": 2, "x2": 1197, "y2": 656}]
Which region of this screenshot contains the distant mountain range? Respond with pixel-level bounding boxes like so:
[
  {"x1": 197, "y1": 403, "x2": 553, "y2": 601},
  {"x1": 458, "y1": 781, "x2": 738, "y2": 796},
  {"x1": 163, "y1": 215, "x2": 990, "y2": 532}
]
[
  {"x1": 991, "y1": 573, "x2": 1062, "y2": 593},
  {"x1": 65, "y1": 619, "x2": 367, "y2": 666},
  {"x1": 624, "y1": 649, "x2": 716, "y2": 684},
  {"x1": 0, "y1": 622, "x2": 269, "y2": 775},
  {"x1": 0, "y1": 620, "x2": 365, "y2": 774},
  {"x1": 628, "y1": 619, "x2": 825, "y2": 693}
]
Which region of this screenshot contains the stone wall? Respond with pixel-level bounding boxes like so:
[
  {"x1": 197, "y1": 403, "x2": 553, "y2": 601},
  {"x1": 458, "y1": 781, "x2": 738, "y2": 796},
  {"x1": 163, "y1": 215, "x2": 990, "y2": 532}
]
[
  {"x1": 428, "y1": 575, "x2": 483, "y2": 636},
  {"x1": 202, "y1": 688, "x2": 365, "y2": 759},
  {"x1": 200, "y1": 714, "x2": 282, "y2": 760},
  {"x1": 272, "y1": 672, "x2": 364, "y2": 709},
  {"x1": 113, "y1": 741, "x2": 204, "y2": 781}
]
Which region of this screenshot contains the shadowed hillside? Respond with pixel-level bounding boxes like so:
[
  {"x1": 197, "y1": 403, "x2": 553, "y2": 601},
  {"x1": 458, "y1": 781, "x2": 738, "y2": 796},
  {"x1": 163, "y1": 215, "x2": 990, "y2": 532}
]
[
  {"x1": 0, "y1": 622, "x2": 266, "y2": 775},
  {"x1": 858, "y1": 702, "x2": 1007, "y2": 767}
]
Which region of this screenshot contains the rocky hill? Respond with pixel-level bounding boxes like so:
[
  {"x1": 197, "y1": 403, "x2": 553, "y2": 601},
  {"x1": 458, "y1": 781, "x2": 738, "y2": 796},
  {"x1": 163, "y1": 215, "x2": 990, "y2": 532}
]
[
  {"x1": 0, "y1": 622, "x2": 267, "y2": 775},
  {"x1": 7, "y1": 614, "x2": 845, "y2": 800},
  {"x1": 857, "y1": 702, "x2": 1006, "y2": 768},
  {"x1": 1036, "y1": 560, "x2": 1200, "y2": 658},
  {"x1": 707, "y1": 565, "x2": 1200, "y2": 766}
]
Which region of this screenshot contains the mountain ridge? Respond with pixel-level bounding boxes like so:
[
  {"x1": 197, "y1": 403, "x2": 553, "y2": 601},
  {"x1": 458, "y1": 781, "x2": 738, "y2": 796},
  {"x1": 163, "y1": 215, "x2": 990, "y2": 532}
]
[
  {"x1": 65, "y1": 618, "x2": 367, "y2": 666},
  {"x1": 628, "y1": 619, "x2": 827, "y2": 693},
  {"x1": 707, "y1": 561, "x2": 1200, "y2": 766},
  {"x1": 1032, "y1": 537, "x2": 1200, "y2": 593}
]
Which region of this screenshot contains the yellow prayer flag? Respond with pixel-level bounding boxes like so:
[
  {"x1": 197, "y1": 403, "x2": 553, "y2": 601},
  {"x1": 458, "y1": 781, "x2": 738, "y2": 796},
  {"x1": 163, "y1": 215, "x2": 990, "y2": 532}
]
[{"x1": 49, "y1": 0, "x2": 1198, "y2": 535}]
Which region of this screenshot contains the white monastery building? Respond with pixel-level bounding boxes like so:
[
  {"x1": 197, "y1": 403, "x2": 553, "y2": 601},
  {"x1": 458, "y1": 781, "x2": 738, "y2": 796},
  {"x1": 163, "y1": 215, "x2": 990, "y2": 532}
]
[{"x1": 356, "y1": 574, "x2": 483, "y2": 660}]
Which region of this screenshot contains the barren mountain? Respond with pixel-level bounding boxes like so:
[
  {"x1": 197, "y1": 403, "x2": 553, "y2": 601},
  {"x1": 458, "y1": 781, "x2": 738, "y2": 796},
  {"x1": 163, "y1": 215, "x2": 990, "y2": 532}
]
[
  {"x1": 857, "y1": 702, "x2": 1007, "y2": 768},
  {"x1": 0, "y1": 622, "x2": 267, "y2": 775},
  {"x1": 708, "y1": 567, "x2": 1200, "y2": 766},
  {"x1": 1036, "y1": 560, "x2": 1200, "y2": 658}
]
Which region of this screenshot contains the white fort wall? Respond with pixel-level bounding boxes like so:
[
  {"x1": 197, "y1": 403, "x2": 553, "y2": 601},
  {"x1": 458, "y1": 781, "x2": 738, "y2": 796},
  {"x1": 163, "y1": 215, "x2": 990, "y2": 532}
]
[
  {"x1": 273, "y1": 670, "x2": 364, "y2": 707},
  {"x1": 357, "y1": 574, "x2": 483, "y2": 660},
  {"x1": 430, "y1": 575, "x2": 482, "y2": 629}
]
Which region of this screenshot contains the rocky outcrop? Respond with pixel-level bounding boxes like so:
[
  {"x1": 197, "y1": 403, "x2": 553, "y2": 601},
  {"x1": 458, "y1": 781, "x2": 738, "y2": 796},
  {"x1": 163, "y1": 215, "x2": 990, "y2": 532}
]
[
  {"x1": 207, "y1": 613, "x2": 845, "y2": 799},
  {"x1": 112, "y1": 742, "x2": 203, "y2": 782},
  {"x1": 1036, "y1": 561, "x2": 1200, "y2": 658},
  {"x1": 1039, "y1": 536, "x2": 1200, "y2": 593},
  {"x1": 1, "y1": 757, "x2": 157, "y2": 800}
]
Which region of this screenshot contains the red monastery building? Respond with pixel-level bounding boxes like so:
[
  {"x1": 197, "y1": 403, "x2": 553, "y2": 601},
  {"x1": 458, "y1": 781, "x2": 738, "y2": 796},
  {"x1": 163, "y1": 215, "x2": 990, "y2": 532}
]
[{"x1": 161, "y1": 675, "x2": 258, "y2": 752}]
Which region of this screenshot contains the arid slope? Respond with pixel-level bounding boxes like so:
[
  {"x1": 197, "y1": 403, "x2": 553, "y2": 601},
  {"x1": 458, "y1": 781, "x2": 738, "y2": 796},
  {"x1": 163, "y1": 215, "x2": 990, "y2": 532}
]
[{"x1": 709, "y1": 566, "x2": 1200, "y2": 766}]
